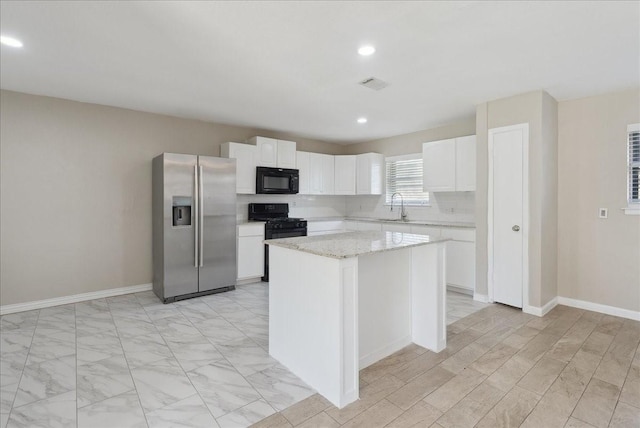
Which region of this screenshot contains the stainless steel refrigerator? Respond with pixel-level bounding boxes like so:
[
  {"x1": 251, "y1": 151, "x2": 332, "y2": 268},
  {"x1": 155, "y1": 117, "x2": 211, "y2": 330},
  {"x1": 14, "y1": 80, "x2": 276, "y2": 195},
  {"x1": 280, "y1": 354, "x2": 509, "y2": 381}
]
[{"x1": 152, "y1": 153, "x2": 237, "y2": 303}]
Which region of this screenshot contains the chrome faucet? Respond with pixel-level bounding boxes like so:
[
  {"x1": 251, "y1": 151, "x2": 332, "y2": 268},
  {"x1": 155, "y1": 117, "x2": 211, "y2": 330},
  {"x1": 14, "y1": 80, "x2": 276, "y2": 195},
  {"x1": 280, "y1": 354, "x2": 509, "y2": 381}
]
[{"x1": 390, "y1": 192, "x2": 408, "y2": 221}]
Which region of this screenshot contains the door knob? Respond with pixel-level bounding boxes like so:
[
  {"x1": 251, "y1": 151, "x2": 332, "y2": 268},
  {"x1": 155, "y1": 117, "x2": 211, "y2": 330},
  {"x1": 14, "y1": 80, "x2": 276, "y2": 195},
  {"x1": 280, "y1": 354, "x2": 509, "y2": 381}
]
[{"x1": 512, "y1": 225, "x2": 520, "y2": 232}]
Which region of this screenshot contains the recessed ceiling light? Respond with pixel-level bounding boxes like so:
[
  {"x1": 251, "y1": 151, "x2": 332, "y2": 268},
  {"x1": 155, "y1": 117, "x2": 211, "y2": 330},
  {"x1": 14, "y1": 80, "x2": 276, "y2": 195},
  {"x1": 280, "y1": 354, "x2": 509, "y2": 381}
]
[
  {"x1": 357, "y1": 117, "x2": 368, "y2": 124},
  {"x1": 358, "y1": 45, "x2": 375, "y2": 56},
  {"x1": 0, "y1": 35, "x2": 23, "y2": 48}
]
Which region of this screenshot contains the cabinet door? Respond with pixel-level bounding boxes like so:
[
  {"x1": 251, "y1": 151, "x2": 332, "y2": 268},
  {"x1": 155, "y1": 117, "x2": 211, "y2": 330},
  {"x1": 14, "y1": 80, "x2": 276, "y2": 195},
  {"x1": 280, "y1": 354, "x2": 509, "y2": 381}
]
[
  {"x1": 321, "y1": 154, "x2": 335, "y2": 194},
  {"x1": 308, "y1": 153, "x2": 323, "y2": 194},
  {"x1": 221, "y1": 143, "x2": 256, "y2": 194},
  {"x1": 455, "y1": 135, "x2": 476, "y2": 191},
  {"x1": 356, "y1": 153, "x2": 384, "y2": 195},
  {"x1": 277, "y1": 140, "x2": 297, "y2": 169},
  {"x1": 296, "y1": 151, "x2": 310, "y2": 194},
  {"x1": 237, "y1": 235, "x2": 264, "y2": 279},
  {"x1": 255, "y1": 137, "x2": 278, "y2": 167},
  {"x1": 334, "y1": 155, "x2": 356, "y2": 195},
  {"x1": 423, "y1": 139, "x2": 456, "y2": 192},
  {"x1": 446, "y1": 240, "x2": 475, "y2": 291}
]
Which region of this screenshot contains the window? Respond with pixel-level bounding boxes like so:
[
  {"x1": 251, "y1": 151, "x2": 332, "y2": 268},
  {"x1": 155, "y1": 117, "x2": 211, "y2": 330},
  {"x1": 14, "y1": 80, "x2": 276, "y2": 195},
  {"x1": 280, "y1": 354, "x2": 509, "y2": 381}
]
[
  {"x1": 627, "y1": 123, "x2": 640, "y2": 215},
  {"x1": 385, "y1": 154, "x2": 429, "y2": 206}
]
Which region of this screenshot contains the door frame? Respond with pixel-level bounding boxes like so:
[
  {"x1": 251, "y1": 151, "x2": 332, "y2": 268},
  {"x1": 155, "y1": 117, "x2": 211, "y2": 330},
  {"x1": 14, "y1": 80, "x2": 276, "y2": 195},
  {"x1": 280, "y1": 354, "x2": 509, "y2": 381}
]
[{"x1": 487, "y1": 123, "x2": 529, "y2": 309}]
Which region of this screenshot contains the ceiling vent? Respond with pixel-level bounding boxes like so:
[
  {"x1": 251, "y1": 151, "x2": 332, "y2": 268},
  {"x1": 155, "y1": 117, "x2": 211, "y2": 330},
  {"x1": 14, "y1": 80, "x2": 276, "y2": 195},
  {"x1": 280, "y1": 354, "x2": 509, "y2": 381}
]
[{"x1": 359, "y1": 77, "x2": 389, "y2": 91}]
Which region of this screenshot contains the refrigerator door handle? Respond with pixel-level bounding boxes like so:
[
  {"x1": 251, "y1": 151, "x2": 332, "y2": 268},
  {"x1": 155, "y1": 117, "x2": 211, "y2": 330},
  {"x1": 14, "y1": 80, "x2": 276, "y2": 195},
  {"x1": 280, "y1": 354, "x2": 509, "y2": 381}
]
[
  {"x1": 199, "y1": 165, "x2": 204, "y2": 267},
  {"x1": 194, "y1": 164, "x2": 199, "y2": 267}
]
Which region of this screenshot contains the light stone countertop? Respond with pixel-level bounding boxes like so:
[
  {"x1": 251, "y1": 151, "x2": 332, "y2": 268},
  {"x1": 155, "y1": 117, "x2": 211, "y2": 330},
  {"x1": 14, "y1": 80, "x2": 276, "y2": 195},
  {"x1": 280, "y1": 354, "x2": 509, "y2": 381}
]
[
  {"x1": 265, "y1": 230, "x2": 450, "y2": 259},
  {"x1": 305, "y1": 216, "x2": 475, "y2": 229}
]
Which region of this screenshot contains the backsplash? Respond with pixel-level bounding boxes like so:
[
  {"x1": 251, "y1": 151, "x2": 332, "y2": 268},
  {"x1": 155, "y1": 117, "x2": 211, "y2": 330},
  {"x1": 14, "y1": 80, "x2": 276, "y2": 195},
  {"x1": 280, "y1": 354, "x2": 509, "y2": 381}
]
[
  {"x1": 237, "y1": 194, "x2": 347, "y2": 222},
  {"x1": 345, "y1": 192, "x2": 476, "y2": 223},
  {"x1": 237, "y1": 192, "x2": 474, "y2": 224}
]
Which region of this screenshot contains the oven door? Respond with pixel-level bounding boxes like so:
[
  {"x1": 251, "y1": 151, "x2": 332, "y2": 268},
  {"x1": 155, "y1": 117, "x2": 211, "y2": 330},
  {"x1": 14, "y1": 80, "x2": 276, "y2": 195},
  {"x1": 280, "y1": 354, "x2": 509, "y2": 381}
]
[
  {"x1": 256, "y1": 167, "x2": 299, "y2": 194},
  {"x1": 263, "y1": 227, "x2": 307, "y2": 281}
]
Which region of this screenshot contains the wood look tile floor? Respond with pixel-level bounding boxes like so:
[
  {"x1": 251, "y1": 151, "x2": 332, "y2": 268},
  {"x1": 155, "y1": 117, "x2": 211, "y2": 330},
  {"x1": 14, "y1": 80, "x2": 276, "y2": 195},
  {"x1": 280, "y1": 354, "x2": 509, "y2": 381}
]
[{"x1": 252, "y1": 303, "x2": 640, "y2": 428}]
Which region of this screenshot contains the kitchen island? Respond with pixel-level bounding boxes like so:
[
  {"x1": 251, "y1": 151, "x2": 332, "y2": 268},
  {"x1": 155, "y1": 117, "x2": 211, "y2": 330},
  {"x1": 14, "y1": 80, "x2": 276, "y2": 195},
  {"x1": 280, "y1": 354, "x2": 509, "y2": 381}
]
[{"x1": 266, "y1": 231, "x2": 449, "y2": 408}]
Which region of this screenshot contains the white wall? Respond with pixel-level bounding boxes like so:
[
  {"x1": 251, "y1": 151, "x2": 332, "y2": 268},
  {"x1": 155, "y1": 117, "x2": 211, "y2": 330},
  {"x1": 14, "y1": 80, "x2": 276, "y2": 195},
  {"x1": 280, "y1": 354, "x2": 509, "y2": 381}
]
[
  {"x1": 557, "y1": 89, "x2": 640, "y2": 312},
  {"x1": 0, "y1": 90, "x2": 344, "y2": 306}
]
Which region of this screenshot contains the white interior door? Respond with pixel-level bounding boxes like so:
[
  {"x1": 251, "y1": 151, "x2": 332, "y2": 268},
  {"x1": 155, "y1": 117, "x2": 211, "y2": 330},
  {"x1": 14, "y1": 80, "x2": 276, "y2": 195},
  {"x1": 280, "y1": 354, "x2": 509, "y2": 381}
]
[{"x1": 489, "y1": 124, "x2": 528, "y2": 308}]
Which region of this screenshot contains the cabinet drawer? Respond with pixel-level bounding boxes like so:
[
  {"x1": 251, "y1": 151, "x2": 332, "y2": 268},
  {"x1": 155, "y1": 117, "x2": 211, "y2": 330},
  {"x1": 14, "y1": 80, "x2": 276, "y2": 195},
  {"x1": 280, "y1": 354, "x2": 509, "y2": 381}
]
[
  {"x1": 238, "y1": 223, "x2": 265, "y2": 237},
  {"x1": 440, "y1": 228, "x2": 475, "y2": 242}
]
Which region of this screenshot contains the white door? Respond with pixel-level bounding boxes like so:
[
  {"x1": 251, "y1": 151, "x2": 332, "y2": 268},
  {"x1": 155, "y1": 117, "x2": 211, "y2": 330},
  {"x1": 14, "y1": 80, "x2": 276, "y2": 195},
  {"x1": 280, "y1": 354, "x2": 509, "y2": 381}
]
[{"x1": 489, "y1": 123, "x2": 528, "y2": 308}]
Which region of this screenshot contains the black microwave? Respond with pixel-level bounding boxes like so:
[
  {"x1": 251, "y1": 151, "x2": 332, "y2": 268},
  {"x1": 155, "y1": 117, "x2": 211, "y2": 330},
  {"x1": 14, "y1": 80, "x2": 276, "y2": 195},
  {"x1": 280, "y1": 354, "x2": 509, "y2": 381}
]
[{"x1": 256, "y1": 167, "x2": 299, "y2": 194}]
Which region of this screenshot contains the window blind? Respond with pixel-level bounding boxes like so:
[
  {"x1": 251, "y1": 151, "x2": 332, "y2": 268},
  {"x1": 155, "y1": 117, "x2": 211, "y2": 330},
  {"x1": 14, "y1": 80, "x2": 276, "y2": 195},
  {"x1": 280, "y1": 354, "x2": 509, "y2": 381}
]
[
  {"x1": 385, "y1": 154, "x2": 429, "y2": 205},
  {"x1": 629, "y1": 126, "x2": 640, "y2": 204}
]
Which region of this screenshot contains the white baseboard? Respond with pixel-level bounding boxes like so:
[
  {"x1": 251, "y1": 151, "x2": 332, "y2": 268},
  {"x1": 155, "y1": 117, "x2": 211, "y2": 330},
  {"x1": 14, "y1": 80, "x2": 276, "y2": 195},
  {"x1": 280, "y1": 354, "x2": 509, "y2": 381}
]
[
  {"x1": 0, "y1": 283, "x2": 153, "y2": 315},
  {"x1": 473, "y1": 293, "x2": 490, "y2": 303},
  {"x1": 447, "y1": 285, "x2": 473, "y2": 296},
  {"x1": 359, "y1": 335, "x2": 412, "y2": 370},
  {"x1": 523, "y1": 297, "x2": 558, "y2": 317},
  {"x1": 557, "y1": 296, "x2": 640, "y2": 321},
  {"x1": 236, "y1": 278, "x2": 264, "y2": 286}
]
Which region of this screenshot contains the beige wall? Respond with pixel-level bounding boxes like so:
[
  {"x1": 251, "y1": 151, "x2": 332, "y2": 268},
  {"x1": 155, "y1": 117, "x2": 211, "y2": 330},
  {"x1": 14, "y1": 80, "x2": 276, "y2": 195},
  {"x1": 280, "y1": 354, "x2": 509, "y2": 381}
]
[
  {"x1": 341, "y1": 119, "x2": 476, "y2": 157},
  {"x1": 475, "y1": 91, "x2": 558, "y2": 309},
  {"x1": 557, "y1": 89, "x2": 640, "y2": 312},
  {"x1": 0, "y1": 90, "x2": 344, "y2": 306}
]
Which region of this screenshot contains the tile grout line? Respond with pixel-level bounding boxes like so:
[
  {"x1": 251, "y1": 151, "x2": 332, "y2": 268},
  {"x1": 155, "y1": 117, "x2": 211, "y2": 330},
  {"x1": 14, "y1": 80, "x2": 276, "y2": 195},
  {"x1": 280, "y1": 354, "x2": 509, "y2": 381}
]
[
  {"x1": 5, "y1": 308, "x2": 41, "y2": 426},
  {"x1": 107, "y1": 296, "x2": 151, "y2": 428}
]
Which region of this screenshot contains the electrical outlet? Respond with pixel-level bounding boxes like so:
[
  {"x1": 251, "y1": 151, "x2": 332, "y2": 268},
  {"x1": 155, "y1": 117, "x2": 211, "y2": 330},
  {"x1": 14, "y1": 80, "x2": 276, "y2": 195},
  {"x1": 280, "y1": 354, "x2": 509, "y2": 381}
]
[{"x1": 599, "y1": 208, "x2": 608, "y2": 219}]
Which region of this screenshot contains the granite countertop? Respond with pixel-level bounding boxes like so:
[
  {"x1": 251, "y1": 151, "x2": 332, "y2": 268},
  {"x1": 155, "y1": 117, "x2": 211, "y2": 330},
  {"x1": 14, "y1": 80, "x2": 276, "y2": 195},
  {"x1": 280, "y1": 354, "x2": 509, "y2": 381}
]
[
  {"x1": 305, "y1": 216, "x2": 475, "y2": 229},
  {"x1": 265, "y1": 230, "x2": 450, "y2": 259}
]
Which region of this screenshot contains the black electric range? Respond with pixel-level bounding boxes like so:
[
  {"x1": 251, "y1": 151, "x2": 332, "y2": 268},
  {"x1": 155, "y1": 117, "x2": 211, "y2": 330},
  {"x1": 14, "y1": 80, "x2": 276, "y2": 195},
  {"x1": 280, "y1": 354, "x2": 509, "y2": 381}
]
[{"x1": 248, "y1": 203, "x2": 307, "y2": 281}]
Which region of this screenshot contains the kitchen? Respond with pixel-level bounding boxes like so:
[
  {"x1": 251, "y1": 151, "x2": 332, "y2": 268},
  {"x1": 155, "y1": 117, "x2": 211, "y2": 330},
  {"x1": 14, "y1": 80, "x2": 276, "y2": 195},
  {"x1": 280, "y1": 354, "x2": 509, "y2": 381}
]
[{"x1": 1, "y1": 2, "x2": 639, "y2": 428}]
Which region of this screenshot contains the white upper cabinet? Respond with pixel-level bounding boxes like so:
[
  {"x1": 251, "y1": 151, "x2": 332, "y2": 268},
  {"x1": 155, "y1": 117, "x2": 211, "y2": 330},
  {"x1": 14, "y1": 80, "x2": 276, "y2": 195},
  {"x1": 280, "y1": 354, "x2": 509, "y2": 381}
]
[
  {"x1": 248, "y1": 136, "x2": 297, "y2": 169},
  {"x1": 277, "y1": 139, "x2": 297, "y2": 169},
  {"x1": 356, "y1": 153, "x2": 384, "y2": 195},
  {"x1": 308, "y1": 152, "x2": 334, "y2": 195},
  {"x1": 296, "y1": 151, "x2": 311, "y2": 194},
  {"x1": 220, "y1": 142, "x2": 256, "y2": 194},
  {"x1": 422, "y1": 135, "x2": 476, "y2": 192},
  {"x1": 422, "y1": 138, "x2": 456, "y2": 192},
  {"x1": 334, "y1": 155, "x2": 356, "y2": 195},
  {"x1": 455, "y1": 135, "x2": 476, "y2": 191}
]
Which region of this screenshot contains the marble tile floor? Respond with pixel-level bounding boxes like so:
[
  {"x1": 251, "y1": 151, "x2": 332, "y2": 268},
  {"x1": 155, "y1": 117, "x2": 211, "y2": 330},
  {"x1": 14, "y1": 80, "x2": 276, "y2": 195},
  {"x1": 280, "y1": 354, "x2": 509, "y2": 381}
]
[
  {"x1": 0, "y1": 284, "x2": 500, "y2": 428},
  {"x1": 253, "y1": 303, "x2": 640, "y2": 428},
  {"x1": 1, "y1": 282, "x2": 314, "y2": 428}
]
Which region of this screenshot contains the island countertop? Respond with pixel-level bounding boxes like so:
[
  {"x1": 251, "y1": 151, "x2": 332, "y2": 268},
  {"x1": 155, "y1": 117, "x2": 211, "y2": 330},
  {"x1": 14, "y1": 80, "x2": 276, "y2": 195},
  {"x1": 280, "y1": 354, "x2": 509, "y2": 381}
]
[{"x1": 265, "y1": 230, "x2": 449, "y2": 259}]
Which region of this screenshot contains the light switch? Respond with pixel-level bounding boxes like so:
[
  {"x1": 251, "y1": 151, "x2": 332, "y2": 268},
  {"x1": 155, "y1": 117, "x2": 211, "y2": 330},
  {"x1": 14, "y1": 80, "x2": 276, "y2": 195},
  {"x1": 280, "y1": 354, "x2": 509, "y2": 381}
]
[{"x1": 599, "y1": 208, "x2": 608, "y2": 219}]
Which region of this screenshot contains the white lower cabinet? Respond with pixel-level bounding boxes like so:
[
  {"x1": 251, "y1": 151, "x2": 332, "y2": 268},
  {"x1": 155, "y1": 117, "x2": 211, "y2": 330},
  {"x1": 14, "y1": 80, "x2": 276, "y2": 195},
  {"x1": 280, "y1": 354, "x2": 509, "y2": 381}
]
[
  {"x1": 440, "y1": 228, "x2": 476, "y2": 293},
  {"x1": 237, "y1": 223, "x2": 265, "y2": 280}
]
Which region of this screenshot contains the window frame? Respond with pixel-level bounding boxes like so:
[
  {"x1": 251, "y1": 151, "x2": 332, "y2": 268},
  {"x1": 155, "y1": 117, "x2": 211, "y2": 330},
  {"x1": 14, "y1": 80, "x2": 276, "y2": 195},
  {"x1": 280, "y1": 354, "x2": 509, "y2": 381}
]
[
  {"x1": 384, "y1": 153, "x2": 430, "y2": 207},
  {"x1": 625, "y1": 123, "x2": 640, "y2": 215}
]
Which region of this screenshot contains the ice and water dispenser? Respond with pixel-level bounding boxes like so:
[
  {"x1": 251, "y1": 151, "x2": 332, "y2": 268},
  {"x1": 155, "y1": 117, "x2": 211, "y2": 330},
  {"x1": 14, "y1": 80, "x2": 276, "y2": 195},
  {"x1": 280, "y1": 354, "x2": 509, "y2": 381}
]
[{"x1": 172, "y1": 196, "x2": 192, "y2": 227}]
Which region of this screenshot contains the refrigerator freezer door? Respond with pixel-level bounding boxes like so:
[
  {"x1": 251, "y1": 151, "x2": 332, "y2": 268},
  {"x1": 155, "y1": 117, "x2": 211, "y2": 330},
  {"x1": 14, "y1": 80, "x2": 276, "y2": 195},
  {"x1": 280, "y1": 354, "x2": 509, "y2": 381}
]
[
  {"x1": 160, "y1": 153, "x2": 199, "y2": 299},
  {"x1": 198, "y1": 156, "x2": 237, "y2": 292}
]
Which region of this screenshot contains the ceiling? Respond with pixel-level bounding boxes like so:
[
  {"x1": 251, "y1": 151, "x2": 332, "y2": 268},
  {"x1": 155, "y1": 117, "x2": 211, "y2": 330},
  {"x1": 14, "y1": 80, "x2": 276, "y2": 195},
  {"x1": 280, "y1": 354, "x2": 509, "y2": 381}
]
[{"x1": 1, "y1": 1, "x2": 638, "y2": 144}]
